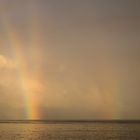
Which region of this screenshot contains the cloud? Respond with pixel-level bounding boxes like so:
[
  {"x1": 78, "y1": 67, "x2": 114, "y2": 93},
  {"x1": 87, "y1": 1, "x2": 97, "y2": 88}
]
[
  {"x1": 0, "y1": 0, "x2": 140, "y2": 120},
  {"x1": 0, "y1": 55, "x2": 16, "y2": 69}
]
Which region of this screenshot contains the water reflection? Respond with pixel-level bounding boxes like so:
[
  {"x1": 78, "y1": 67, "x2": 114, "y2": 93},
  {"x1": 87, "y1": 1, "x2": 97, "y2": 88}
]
[{"x1": 0, "y1": 123, "x2": 140, "y2": 140}]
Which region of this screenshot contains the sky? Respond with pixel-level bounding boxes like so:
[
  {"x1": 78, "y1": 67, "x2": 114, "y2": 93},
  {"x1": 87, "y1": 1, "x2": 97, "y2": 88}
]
[{"x1": 0, "y1": 0, "x2": 140, "y2": 120}]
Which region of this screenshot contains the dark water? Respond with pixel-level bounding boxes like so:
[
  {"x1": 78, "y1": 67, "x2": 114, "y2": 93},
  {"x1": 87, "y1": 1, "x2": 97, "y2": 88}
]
[{"x1": 0, "y1": 122, "x2": 140, "y2": 140}]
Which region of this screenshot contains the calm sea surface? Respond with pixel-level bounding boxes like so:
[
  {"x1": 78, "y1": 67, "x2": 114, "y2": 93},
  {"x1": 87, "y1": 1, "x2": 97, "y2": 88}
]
[{"x1": 0, "y1": 122, "x2": 140, "y2": 140}]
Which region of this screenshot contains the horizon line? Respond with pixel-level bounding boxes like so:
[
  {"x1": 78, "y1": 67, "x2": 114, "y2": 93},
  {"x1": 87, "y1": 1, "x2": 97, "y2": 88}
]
[{"x1": 0, "y1": 119, "x2": 140, "y2": 123}]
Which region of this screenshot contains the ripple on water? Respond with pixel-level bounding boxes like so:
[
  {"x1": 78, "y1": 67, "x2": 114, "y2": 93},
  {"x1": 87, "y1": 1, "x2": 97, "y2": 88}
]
[{"x1": 0, "y1": 123, "x2": 140, "y2": 140}]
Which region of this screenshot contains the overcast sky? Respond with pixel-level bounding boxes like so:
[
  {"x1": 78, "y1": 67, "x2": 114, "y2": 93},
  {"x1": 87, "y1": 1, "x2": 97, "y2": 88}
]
[{"x1": 0, "y1": 0, "x2": 140, "y2": 120}]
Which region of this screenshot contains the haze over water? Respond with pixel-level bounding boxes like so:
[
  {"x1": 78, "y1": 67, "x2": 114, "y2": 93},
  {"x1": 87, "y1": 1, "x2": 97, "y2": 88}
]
[{"x1": 0, "y1": 122, "x2": 140, "y2": 140}]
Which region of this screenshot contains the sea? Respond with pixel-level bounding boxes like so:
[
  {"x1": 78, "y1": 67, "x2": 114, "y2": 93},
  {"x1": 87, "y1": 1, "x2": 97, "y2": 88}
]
[{"x1": 0, "y1": 121, "x2": 140, "y2": 140}]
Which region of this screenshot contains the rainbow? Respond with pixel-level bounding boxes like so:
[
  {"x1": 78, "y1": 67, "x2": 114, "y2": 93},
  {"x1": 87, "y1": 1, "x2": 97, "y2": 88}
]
[{"x1": 0, "y1": 8, "x2": 44, "y2": 120}]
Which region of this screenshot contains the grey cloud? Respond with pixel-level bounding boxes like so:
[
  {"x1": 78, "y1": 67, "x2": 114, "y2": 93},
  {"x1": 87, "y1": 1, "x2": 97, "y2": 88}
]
[{"x1": 0, "y1": 0, "x2": 140, "y2": 120}]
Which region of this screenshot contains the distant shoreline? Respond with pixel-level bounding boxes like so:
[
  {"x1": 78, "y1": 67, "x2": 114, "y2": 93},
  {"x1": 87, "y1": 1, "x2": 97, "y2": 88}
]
[{"x1": 0, "y1": 120, "x2": 140, "y2": 124}]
